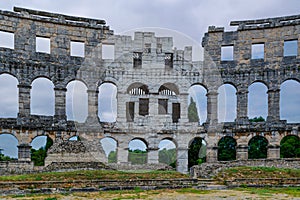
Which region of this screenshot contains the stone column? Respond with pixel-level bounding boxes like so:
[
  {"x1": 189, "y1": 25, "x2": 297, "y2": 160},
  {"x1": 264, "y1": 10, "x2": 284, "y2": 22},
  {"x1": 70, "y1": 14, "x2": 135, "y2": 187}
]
[
  {"x1": 236, "y1": 89, "x2": 249, "y2": 123},
  {"x1": 18, "y1": 143, "x2": 31, "y2": 161},
  {"x1": 206, "y1": 91, "x2": 218, "y2": 125},
  {"x1": 147, "y1": 148, "x2": 159, "y2": 164},
  {"x1": 236, "y1": 145, "x2": 248, "y2": 160},
  {"x1": 148, "y1": 96, "x2": 157, "y2": 116},
  {"x1": 267, "y1": 145, "x2": 280, "y2": 159},
  {"x1": 267, "y1": 88, "x2": 280, "y2": 121},
  {"x1": 178, "y1": 93, "x2": 189, "y2": 123},
  {"x1": 206, "y1": 145, "x2": 218, "y2": 162},
  {"x1": 18, "y1": 83, "x2": 31, "y2": 117},
  {"x1": 117, "y1": 140, "x2": 129, "y2": 164},
  {"x1": 54, "y1": 87, "x2": 67, "y2": 118},
  {"x1": 87, "y1": 90, "x2": 99, "y2": 123},
  {"x1": 177, "y1": 147, "x2": 188, "y2": 174}
]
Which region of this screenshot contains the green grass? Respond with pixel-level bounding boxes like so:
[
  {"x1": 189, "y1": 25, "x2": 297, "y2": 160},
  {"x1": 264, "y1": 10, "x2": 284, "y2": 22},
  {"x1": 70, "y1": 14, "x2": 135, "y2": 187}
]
[
  {"x1": 0, "y1": 170, "x2": 188, "y2": 182},
  {"x1": 235, "y1": 187, "x2": 300, "y2": 198}
]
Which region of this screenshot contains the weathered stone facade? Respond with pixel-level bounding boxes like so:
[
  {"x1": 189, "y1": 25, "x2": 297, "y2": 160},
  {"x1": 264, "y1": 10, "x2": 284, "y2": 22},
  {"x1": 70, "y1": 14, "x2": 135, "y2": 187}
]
[{"x1": 0, "y1": 7, "x2": 299, "y2": 174}]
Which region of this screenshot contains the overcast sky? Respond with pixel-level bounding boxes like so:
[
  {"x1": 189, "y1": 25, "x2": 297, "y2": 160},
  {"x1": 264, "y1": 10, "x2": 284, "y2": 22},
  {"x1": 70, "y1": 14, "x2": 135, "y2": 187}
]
[{"x1": 0, "y1": 1, "x2": 300, "y2": 157}]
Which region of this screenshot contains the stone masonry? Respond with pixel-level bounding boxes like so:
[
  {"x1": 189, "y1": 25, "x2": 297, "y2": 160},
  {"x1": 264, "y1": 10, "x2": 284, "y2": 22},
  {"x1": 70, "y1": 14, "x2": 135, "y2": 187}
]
[{"x1": 0, "y1": 7, "x2": 299, "y2": 174}]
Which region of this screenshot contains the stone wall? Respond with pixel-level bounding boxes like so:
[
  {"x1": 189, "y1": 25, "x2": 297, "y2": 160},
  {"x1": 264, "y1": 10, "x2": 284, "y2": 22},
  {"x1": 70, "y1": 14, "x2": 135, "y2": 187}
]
[{"x1": 191, "y1": 159, "x2": 300, "y2": 178}]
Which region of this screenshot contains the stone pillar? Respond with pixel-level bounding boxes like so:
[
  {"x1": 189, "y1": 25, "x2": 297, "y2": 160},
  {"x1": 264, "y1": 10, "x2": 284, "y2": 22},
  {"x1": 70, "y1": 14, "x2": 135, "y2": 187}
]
[
  {"x1": 267, "y1": 145, "x2": 280, "y2": 159},
  {"x1": 117, "y1": 140, "x2": 129, "y2": 164},
  {"x1": 177, "y1": 147, "x2": 188, "y2": 174},
  {"x1": 179, "y1": 93, "x2": 189, "y2": 123},
  {"x1": 236, "y1": 145, "x2": 248, "y2": 160},
  {"x1": 18, "y1": 143, "x2": 31, "y2": 161},
  {"x1": 147, "y1": 148, "x2": 159, "y2": 164},
  {"x1": 206, "y1": 91, "x2": 218, "y2": 125},
  {"x1": 236, "y1": 89, "x2": 249, "y2": 122},
  {"x1": 18, "y1": 84, "x2": 31, "y2": 117},
  {"x1": 206, "y1": 146, "x2": 218, "y2": 162},
  {"x1": 267, "y1": 88, "x2": 280, "y2": 121},
  {"x1": 87, "y1": 90, "x2": 99, "y2": 122},
  {"x1": 54, "y1": 87, "x2": 67, "y2": 118},
  {"x1": 148, "y1": 96, "x2": 157, "y2": 116}
]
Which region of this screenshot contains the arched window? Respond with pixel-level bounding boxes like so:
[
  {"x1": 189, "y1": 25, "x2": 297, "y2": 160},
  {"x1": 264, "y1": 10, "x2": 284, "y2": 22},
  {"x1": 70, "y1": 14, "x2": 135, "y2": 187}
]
[
  {"x1": 0, "y1": 74, "x2": 18, "y2": 118},
  {"x1": 218, "y1": 84, "x2": 237, "y2": 122},
  {"x1": 31, "y1": 78, "x2": 55, "y2": 116},
  {"x1": 218, "y1": 136, "x2": 237, "y2": 161},
  {"x1": 128, "y1": 139, "x2": 148, "y2": 165},
  {"x1": 188, "y1": 85, "x2": 207, "y2": 124},
  {"x1": 30, "y1": 136, "x2": 53, "y2": 166},
  {"x1": 188, "y1": 137, "x2": 206, "y2": 169},
  {"x1": 66, "y1": 80, "x2": 88, "y2": 122},
  {"x1": 280, "y1": 80, "x2": 300, "y2": 122},
  {"x1": 100, "y1": 137, "x2": 117, "y2": 163},
  {"x1": 280, "y1": 135, "x2": 300, "y2": 158},
  {"x1": 248, "y1": 82, "x2": 268, "y2": 120},
  {"x1": 158, "y1": 139, "x2": 176, "y2": 167},
  {"x1": 248, "y1": 136, "x2": 268, "y2": 159},
  {"x1": 0, "y1": 133, "x2": 18, "y2": 159},
  {"x1": 98, "y1": 83, "x2": 117, "y2": 122}
]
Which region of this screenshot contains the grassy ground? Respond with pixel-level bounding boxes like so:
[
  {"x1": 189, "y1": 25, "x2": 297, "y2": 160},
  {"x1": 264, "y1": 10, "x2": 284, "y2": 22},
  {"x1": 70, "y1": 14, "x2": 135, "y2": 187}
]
[
  {"x1": 3, "y1": 187, "x2": 300, "y2": 199},
  {"x1": 0, "y1": 170, "x2": 188, "y2": 182}
]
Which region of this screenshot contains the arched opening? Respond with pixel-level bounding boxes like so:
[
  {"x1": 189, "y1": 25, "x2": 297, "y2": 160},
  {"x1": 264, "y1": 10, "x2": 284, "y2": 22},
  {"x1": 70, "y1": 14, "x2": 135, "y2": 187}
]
[
  {"x1": 0, "y1": 133, "x2": 18, "y2": 160},
  {"x1": 248, "y1": 136, "x2": 268, "y2": 159},
  {"x1": 30, "y1": 77, "x2": 55, "y2": 116},
  {"x1": 280, "y1": 135, "x2": 300, "y2": 158},
  {"x1": 128, "y1": 138, "x2": 148, "y2": 165},
  {"x1": 98, "y1": 83, "x2": 117, "y2": 122},
  {"x1": 66, "y1": 80, "x2": 88, "y2": 122},
  {"x1": 188, "y1": 84, "x2": 207, "y2": 124},
  {"x1": 248, "y1": 82, "x2": 268, "y2": 120},
  {"x1": 218, "y1": 84, "x2": 237, "y2": 122},
  {"x1": 127, "y1": 83, "x2": 149, "y2": 95},
  {"x1": 280, "y1": 80, "x2": 300, "y2": 122},
  {"x1": 100, "y1": 137, "x2": 117, "y2": 163},
  {"x1": 158, "y1": 139, "x2": 176, "y2": 168},
  {"x1": 30, "y1": 136, "x2": 53, "y2": 166},
  {"x1": 217, "y1": 136, "x2": 237, "y2": 161},
  {"x1": 0, "y1": 73, "x2": 18, "y2": 118},
  {"x1": 69, "y1": 136, "x2": 80, "y2": 141},
  {"x1": 188, "y1": 137, "x2": 206, "y2": 169}
]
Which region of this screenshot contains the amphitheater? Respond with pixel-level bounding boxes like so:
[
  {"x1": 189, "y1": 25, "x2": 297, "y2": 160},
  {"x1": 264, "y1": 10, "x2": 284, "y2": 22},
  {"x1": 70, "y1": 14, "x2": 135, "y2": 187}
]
[{"x1": 0, "y1": 7, "x2": 299, "y2": 174}]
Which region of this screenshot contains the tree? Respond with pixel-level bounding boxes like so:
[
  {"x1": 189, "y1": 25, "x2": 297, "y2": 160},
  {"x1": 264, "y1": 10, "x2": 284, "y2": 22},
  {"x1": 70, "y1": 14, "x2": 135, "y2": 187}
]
[
  {"x1": 249, "y1": 116, "x2": 265, "y2": 122},
  {"x1": 31, "y1": 136, "x2": 53, "y2": 166},
  {"x1": 158, "y1": 148, "x2": 176, "y2": 167},
  {"x1": 128, "y1": 149, "x2": 147, "y2": 165},
  {"x1": 280, "y1": 135, "x2": 300, "y2": 158},
  {"x1": 188, "y1": 97, "x2": 199, "y2": 122},
  {"x1": 0, "y1": 149, "x2": 14, "y2": 161},
  {"x1": 218, "y1": 136, "x2": 236, "y2": 161},
  {"x1": 108, "y1": 151, "x2": 117, "y2": 163},
  {"x1": 248, "y1": 136, "x2": 268, "y2": 159},
  {"x1": 188, "y1": 138, "x2": 205, "y2": 169}
]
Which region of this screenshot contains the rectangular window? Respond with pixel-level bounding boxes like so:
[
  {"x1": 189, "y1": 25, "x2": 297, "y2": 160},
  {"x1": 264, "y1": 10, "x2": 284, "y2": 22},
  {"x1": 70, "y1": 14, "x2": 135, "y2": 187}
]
[
  {"x1": 156, "y1": 43, "x2": 162, "y2": 54},
  {"x1": 172, "y1": 103, "x2": 180, "y2": 123},
  {"x1": 0, "y1": 31, "x2": 14, "y2": 49},
  {"x1": 144, "y1": 43, "x2": 151, "y2": 53},
  {"x1": 251, "y1": 43, "x2": 264, "y2": 59},
  {"x1": 71, "y1": 41, "x2": 85, "y2": 57},
  {"x1": 284, "y1": 40, "x2": 298, "y2": 57},
  {"x1": 36, "y1": 36, "x2": 50, "y2": 54},
  {"x1": 139, "y1": 98, "x2": 149, "y2": 116},
  {"x1": 102, "y1": 44, "x2": 115, "y2": 59},
  {"x1": 221, "y1": 46, "x2": 234, "y2": 61},
  {"x1": 165, "y1": 53, "x2": 173, "y2": 69},
  {"x1": 126, "y1": 102, "x2": 135, "y2": 122},
  {"x1": 158, "y1": 99, "x2": 168, "y2": 114},
  {"x1": 133, "y1": 52, "x2": 142, "y2": 68}
]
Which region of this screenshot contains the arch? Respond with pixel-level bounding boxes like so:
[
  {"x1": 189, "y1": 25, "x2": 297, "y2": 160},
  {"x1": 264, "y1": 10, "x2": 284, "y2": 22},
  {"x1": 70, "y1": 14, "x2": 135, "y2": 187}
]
[
  {"x1": 158, "y1": 139, "x2": 177, "y2": 167},
  {"x1": 218, "y1": 83, "x2": 237, "y2": 122},
  {"x1": 280, "y1": 135, "x2": 300, "y2": 158},
  {"x1": 188, "y1": 84, "x2": 207, "y2": 124},
  {"x1": 280, "y1": 80, "x2": 300, "y2": 122},
  {"x1": 127, "y1": 82, "x2": 149, "y2": 95},
  {"x1": 217, "y1": 136, "x2": 237, "y2": 161},
  {"x1": 158, "y1": 83, "x2": 179, "y2": 95},
  {"x1": 128, "y1": 138, "x2": 148, "y2": 165},
  {"x1": 30, "y1": 77, "x2": 55, "y2": 116},
  {"x1": 0, "y1": 73, "x2": 19, "y2": 118},
  {"x1": 69, "y1": 136, "x2": 80, "y2": 141},
  {"x1": 248, "y1": 82, "x2": 268, "y2": 120},
  {"x1": 30, "y1": 135, "x2": 53, "y2": 166},
  {"x1": 98, "y1": 82, "x2": 117, "y2": 122},
  {"x1": 248, "y1": 135, "x2": 268, "y2": 159},
  {"x1": 0, "y1": 133, "x2": 18, "y2": 159},
  {"x1": 188, "y1": 137, "x2": 206, "y2": 169},
  {"x1": 100, "y1": 137, "x2": 118, "y2": 163},
  {"x1": 66, "y1": 80, "x2": 88, "y2": 122}
]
